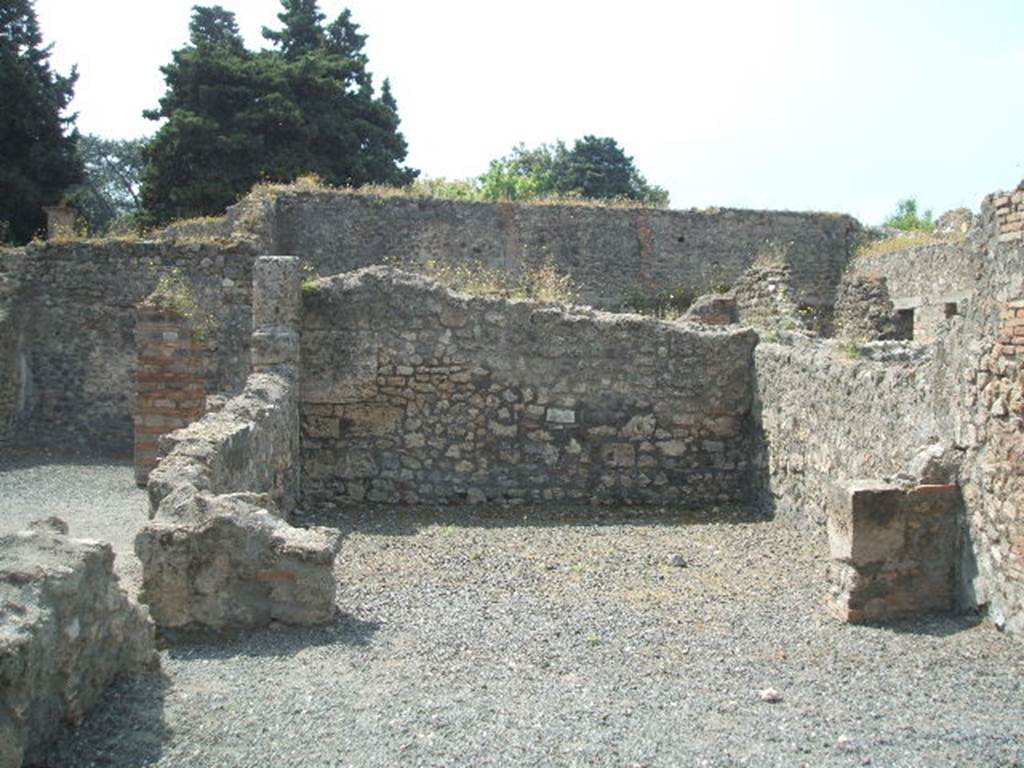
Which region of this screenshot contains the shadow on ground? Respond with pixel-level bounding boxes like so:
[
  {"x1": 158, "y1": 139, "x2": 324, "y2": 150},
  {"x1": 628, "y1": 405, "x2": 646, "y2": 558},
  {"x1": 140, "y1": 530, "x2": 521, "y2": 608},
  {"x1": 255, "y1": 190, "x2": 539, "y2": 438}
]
[
  {"x1": 41, "y1": 670, "x2": 171, "y2": 768},
  {"x1": 298, "y1": 502, "x2": 771, "y2": 538},
  {"x1": 161, "y1": 612, "x2": 380, "y2": 661}
]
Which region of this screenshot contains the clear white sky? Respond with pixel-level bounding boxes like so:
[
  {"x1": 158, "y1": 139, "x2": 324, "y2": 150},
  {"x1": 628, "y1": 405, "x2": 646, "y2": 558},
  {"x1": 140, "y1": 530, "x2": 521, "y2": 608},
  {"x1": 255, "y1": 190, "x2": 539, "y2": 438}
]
[{"x1": 34, "y1": 0, "x2": 1024, "y2": 223}]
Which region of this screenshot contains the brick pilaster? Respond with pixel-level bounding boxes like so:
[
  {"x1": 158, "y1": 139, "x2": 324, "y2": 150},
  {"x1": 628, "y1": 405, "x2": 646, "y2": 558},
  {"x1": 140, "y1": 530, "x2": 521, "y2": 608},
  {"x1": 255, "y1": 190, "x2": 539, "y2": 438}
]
[{"x1": 134, "y1": 303, "x2": 206, "y2": 486}]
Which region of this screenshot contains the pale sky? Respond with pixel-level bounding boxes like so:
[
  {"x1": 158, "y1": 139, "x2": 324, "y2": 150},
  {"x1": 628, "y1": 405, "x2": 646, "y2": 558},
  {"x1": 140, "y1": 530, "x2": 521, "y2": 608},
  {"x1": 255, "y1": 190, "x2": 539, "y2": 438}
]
[{"x1": 33, "y1": 0, "x2": 1024, "y2": 224}]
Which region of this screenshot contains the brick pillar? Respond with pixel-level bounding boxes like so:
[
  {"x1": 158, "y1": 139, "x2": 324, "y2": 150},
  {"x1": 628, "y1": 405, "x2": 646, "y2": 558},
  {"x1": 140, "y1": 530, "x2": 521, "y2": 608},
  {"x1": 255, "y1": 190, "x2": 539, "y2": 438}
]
[{"x1": 134, "y1": 301, "x2": 207, "y2": 486}]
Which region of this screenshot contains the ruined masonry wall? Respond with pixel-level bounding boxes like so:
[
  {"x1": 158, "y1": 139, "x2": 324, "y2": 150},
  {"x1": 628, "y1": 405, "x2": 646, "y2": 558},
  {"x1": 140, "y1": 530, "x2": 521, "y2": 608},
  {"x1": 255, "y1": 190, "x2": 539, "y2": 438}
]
[
  {"x1": 146, "y1": 257, "x2": 302, "y2": 515},
  {"x1": 960, "y1": 300, "x2": 1024, "y2": 633},
  {"x1": 270, "y1": 191, "x2": 860, "y2": 310},
  {"x1": 753, "y1": 336, "x2": 943, "y2": 532},
  {"x1": 300, "y1": 267, "x2": 758, "y2": 509},
  {"x1": 0, "y1": 241, "x2": 256, "y2": 453},
  {"x1": 850, "y1": 237, "x2": 976, "y2": 343}
]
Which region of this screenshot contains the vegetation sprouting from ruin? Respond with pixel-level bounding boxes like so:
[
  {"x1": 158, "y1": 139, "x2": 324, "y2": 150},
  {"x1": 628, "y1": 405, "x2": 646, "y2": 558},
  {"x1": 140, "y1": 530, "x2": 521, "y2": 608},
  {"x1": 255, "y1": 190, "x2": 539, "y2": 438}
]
[{"x1": 421, "y1": 259, "x2": 577, "y2": 305}]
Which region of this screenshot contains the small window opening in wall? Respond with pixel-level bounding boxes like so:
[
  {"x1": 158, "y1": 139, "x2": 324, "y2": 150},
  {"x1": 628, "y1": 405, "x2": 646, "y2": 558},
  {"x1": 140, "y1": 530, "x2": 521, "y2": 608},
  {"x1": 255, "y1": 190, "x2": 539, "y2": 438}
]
[
  {"x1": 944, "y1": 302, "x2": 959, "y2": 319},
  {"x1": 895, "y1": 308, "x2": 915, "y2": 340}
]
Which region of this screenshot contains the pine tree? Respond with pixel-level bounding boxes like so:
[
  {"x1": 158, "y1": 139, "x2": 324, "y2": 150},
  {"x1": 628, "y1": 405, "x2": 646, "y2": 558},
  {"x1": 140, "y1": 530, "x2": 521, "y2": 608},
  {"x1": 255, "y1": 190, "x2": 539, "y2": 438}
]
[
  {"x1": 0, "y1": 0, "x2": 82, "y2": 243},
  {"x1": 262, "y1": 0, "x2": 324, "y2": 60},
  {"x1": 141, "y1": 2, "x2": 416, "y2": 224}
]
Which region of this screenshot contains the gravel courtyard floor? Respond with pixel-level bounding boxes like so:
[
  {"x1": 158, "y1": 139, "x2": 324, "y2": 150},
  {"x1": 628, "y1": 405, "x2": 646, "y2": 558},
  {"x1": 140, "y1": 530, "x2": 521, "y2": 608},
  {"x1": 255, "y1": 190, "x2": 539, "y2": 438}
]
[{"x1": 2, "y1": 453, "x2": 1023, "y2": 768}]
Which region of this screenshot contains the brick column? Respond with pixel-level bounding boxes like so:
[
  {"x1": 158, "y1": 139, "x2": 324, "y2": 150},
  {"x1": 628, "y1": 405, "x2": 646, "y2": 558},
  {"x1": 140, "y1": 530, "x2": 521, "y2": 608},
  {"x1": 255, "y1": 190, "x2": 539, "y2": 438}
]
[{"x1": 134, "y1": 301, "x2": 206, "y2": 486}]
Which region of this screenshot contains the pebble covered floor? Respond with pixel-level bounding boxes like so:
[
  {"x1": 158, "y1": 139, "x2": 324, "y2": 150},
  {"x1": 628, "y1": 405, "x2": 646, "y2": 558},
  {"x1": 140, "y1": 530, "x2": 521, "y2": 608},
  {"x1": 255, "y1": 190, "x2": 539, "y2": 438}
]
[{"x1": 2, "y1": 454, "x2": 1022, "y2": 767}]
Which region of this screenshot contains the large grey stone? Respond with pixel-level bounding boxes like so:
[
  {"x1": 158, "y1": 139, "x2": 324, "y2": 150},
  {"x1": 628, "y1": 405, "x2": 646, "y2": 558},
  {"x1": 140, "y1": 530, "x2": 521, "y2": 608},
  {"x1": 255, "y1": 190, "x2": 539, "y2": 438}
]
[{"x1": 0, "y1": 518, "x2": 156, "y2": 768}]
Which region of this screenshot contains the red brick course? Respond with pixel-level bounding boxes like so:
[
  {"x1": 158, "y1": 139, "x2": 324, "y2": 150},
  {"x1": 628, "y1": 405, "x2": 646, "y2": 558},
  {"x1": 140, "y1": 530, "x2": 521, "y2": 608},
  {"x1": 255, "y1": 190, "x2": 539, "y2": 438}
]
[{"x1": 133, "y1": 304, "x2": 206, "y2": 486}]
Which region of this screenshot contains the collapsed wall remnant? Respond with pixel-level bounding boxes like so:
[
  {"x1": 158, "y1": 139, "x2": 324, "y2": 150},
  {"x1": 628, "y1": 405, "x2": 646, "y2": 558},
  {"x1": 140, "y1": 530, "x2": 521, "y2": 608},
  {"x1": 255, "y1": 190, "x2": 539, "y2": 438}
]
[
  {"x1": 133, "y1": 287, "x2": 208, "y2": 486},
  {"x1": 833, "y1": 275, "x2": 899, "y2": 342},
  {"x1": 135, "y1": 257, "x2": 341, "y2": 629},
  {"x1": 300, "y1": 266, "x2": 758, "y2": 509},
  {"x1": 0, "y1": 518, "x2": 156, "y2": 768}
]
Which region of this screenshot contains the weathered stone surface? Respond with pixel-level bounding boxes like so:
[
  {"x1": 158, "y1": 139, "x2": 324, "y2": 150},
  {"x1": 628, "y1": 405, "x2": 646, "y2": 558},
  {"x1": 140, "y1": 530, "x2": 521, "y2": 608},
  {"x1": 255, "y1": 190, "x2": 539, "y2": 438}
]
[
  {"x1": 137, "y1": 257, "x2": 338, "y2": 630},
  {"x1": 753, "y1": 334, "x2": 942, "y2": 531},
  {"x1": 134, "y1": 298, "x2": 207, "y2": 486},
  {"x1": 301, "y1": 266, "x2": 758, "y2": 509},
  {"x1": 148, "y1": 371, "x2": 300, "y2": 515},
  {"x1": 833, "y1": 275, "x2": 898, "y2": 342},
  {"x1": 826, "y1": 481, "x2": 959, "y2": 623},
  {"x1": 684, "y1": 292, "x2": 738, "y2": 326},
  {"x1": 0, "y1": 518, "x2": 156, "y2": 768},
  {"x1": 135, "y1": 494, "x2": 340, "y2": 628}
]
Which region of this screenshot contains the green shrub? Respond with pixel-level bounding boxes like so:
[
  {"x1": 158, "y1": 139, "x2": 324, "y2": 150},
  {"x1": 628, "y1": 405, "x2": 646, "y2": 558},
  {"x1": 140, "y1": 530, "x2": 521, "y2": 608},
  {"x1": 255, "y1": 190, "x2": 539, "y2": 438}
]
[{"x1": 884, "y1": 198, "x2": 934, "y2": 232}]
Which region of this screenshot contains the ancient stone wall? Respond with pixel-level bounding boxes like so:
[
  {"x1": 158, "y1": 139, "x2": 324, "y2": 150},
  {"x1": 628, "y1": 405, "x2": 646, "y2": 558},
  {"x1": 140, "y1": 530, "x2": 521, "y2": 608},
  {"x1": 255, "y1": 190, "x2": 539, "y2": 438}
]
[
  {"x1": 850, "y1": 238, "x2": 975, "y2": 343},
  {"x1": 268, "y1": 190, "x2": 860, "y2": 310},
  {"x1": 137, "y1": 257, "x2": 340, "y2": 630},
  {"x1": 753, "y1": 335, "x2": 944, "y2": 532},
  {"x1": 301, "y1": 266, "x2": 758, "y2": 509},
  {"x1": 0, "y1": 240, "x2": 256, "y2": 453},
  {"x1": 833, "y1": 275, "x2": 898, "y2": 342}
]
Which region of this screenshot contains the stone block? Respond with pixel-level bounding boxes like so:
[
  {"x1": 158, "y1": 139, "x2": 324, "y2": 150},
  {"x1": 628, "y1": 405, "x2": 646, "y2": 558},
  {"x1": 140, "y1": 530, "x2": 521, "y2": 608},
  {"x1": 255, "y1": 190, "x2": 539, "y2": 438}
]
[
  {"x1": 1, "y1": 518, "x2": 156, "y2": 768},
  {"x1": 828, "y1": 480, "x2": 905, "y2": 565},
  {"x1": 135, "y1": 494, "x2": 341, "y2": 629},
  {"x1": 826, "y1": 480, "x2": 958, "y2": 624}
]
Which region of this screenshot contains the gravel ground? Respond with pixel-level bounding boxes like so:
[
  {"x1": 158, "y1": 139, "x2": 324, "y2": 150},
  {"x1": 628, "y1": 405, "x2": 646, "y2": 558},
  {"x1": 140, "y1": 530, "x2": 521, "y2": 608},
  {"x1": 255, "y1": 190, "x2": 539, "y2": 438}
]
[{"x1": 2, "y1": 455, "x2": 1023, "y2": 767}]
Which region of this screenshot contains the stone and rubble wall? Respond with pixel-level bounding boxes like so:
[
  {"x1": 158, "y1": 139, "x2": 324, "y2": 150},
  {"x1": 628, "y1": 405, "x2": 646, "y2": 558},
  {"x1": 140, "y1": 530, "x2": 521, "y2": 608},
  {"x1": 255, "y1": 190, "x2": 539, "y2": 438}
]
[
  {"x1": 947, "y1": 185, "x2": 1024, "y2": 634},
  {"x1": 0, "y1": 517, "x2": 156, "y2": 768},
  {"x1": 268, "y1": 190, "x2": 860, "y2": 310},
  {"x1": 301, "y1": 266, "x2": 758, "y2": 509},
  {"x1": 850, "y1": 237, "x2": 975, "y2": 343},
  {"x1": 833, "y1": 275, "x2": 898, "y2": 342},
  {"x1": 753, "y1": 335, "x2": 944, "y2": 532},
  {"x1": 0, "y1": 240, "x2": 256, "y2": 453},
  {"x1": 0, "y1": 189, "x2": 858, "y2": 455},
  {"x1": 136, "y1": 257, "x2": 341, "y2": 630}
]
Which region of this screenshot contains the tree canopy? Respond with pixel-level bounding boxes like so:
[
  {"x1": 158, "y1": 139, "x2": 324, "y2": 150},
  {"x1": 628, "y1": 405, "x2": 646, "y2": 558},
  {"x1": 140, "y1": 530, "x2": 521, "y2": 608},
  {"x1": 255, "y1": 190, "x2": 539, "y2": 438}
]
[
  {"x1": 0, "y1": 0, "x2": 82, "y2": 243},
  {"x1": 67, "y1": 135, "x2": 147, "y2": 235},
  {"x1": 478, "y1": 137, "x2": 668, "y2": 205},
  {"x1": 140, "y1": 2, "x2": 416, "y2": 224}
]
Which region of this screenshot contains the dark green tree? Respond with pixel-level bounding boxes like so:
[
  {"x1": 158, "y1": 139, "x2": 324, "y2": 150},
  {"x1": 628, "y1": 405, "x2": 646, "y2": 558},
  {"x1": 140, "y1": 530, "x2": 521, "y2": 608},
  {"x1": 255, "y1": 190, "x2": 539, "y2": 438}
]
[
  {"x1": 0, "y1": 0, "x2": 82, "y2": 243},
  {"x1": 141, "y1": 2, "x2": 416, "y2": 224},
  {"x1": 67, "y1": 135, "x2": 147, "y2": 234},
  {"x1": 262, "y1": 0, "x2": 324, "y2": 60},
  {"x1": 552, "y1": 136, "x2": 667, "y2": 204}
]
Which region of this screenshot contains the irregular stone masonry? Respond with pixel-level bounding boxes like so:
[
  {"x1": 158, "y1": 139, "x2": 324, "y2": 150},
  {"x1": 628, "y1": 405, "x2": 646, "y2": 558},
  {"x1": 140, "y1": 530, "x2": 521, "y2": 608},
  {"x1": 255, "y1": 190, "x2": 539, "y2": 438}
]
[
  {"x1": 0, "y1": 241, "x2": 255, "y2": 452},
  {"x1": 301, "y1": 267, "x2": 758, "y2": 509},
  {"x1": 268, "y1": 191, "x2": 861, "y2": 311},
  {"x1": 960, "y1": 299, "x2": 1024, "y2": 633},
  {"x1": 133, "y1": 301, "x2": 207, "y2": 486},
  {"x1": 0, "y1": 518, "x2": 156, "y2": 768},
  {"x1": 136, "y1": 258, "x2": 341, "y2": 630},
  {"x1": 752, "y1": 335, "x2": 942, "y2": 532},
  {"x1": 833, "y1": 275, "x2": 898, "y2": 342}
]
